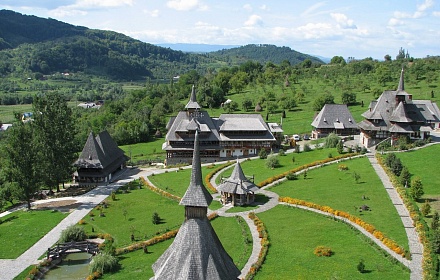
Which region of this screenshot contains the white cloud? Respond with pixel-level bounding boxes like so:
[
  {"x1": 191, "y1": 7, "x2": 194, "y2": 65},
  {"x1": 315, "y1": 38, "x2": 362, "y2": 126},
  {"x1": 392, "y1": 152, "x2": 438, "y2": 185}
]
[
  {"x1": 143, "y1": 9, "x2": 159, "y2": 17},
  {"x1": 433, "y1": 11, "x2": 440, "y2": 17},
  {"x1": 301, "y1": 1, "x2": 327, "y2": 17},
  {"x1": 392, "y1": 0, "x2": 434, "y2": 19},
  {"x1": 259, "y1": 4, "x2": 269, "y2": 11},
  {"x1": 330, "y1": 13, "x2": 356, "y2": 29},
  {"x1": 166, "y1": 0, "x2": 207, "y2": 11},
  {"x1": 244, "y1": 14, "x2": 263, "y2": 27},
  {"x1": 388, "y1": 18, "x2": 404, "y2": 26},
  {"x1": 243, "y1": 4, "x2": 252, "y2": 12},
  {"x1": 48, "y1": 0, "x2": 133, "y2": 17}
]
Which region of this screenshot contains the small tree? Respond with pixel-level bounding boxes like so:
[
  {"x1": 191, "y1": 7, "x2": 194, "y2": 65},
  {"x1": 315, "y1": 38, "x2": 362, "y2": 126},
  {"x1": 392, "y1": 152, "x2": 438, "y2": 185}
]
[
  {"x1": 291, "y1": 155, "x2": 295, "y2": 164},
  {"x1": 410, "y1": 177, "x2": 424, "y2": 200},
  {"x1": 152, "y1": 212, "x2": 161, "y2": 225},
  {"x1": 265, "y1": 153, "x2": 280, "y2": 169},
  {"x1": 421, "y1": 200, "x2": 431, "y2": 217},
  {"x1": 324, "y1": 133, "x2": 340, "y2": 148},
  {"x1": 259, "y1": 149, "x2": 267, "y2": 159},
  {"x1": 399, "y1": 166, "x2": 411, "y2": 187},
  {"x1": 357, "y1": 259, "x2": 366, "y2": 273},
  {"x1": 353, "y1": 172, "x2": 361, "y2": 184},
  {"x1": 336, "y1": 140, "x2": 344, "y2": 154},
  {"x1": 431, "y1": 211, "x2": 439, "y2": 230},
  {"x1": 303, "y1": 170, "x2": 308, "y2": 180}
]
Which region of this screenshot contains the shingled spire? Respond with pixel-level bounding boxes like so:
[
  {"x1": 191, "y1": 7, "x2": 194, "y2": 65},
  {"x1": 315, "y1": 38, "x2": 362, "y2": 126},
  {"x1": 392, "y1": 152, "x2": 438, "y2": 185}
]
[
  {"x1": 151, "y1": 130, "x2": 240, "y2": 280},
  {"x1": 180, "y1": 129, "x2": 213, "y2": 209},
  {"x1": 397, "y1": 67, "x2": 405, "y2": 92},
  {"x1": 185, "y1": 85, "x2": 201, "y2": 110}
]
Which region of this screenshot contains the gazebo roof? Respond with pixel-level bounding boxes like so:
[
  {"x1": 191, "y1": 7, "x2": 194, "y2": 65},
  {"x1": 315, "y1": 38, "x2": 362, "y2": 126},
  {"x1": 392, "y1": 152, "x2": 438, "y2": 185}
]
[{"x1": 217, "y1": 160, "x2": 259, "y2": 195}]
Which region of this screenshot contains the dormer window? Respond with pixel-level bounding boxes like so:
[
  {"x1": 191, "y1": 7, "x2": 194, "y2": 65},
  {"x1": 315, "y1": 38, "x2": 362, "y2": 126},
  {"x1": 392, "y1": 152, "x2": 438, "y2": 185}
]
[{"x1": 323, "y1": 118, "x2": 327, "y2": 122}]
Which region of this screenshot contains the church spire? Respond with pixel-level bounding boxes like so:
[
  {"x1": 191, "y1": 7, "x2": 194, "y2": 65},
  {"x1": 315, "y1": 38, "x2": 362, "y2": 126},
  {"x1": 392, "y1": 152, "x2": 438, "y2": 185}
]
[
  {"x1": 185, "y1": 85, "x2": 201, "y2": 110},
  {"x1": 397, "y1": 67, "x2": 404, "y2": 91},
  {"x1": 179, "y1": 129, "x2": 213, "y2": 209}
]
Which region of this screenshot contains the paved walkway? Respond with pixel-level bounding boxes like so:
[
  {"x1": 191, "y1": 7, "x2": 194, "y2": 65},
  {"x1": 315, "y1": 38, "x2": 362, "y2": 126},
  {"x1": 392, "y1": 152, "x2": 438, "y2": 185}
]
[
  {"x1": 366, "y1": 153, "x2": 423, "y2": 280},
  {"x1": 1, "y1": 143, "x2": 428, "y2": 279}
]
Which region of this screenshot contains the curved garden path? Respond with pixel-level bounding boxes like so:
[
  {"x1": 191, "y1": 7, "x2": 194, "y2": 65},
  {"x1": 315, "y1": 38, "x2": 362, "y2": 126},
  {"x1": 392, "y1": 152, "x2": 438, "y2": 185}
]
[{"x1": 2, "y1": 139, "x2": 434, "y2": 279}]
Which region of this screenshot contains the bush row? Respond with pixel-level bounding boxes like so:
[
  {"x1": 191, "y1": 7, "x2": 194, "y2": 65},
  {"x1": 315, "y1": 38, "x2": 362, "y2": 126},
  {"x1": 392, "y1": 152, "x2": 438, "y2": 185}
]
[
  {"x1": 279, "y1": 196, "x2": 407, "y2": 258},
  {"x1": 376, "y1": 154, "x2": 437, "y2": 280},
  {"x1": 139, "y1": 177, "x2": 181, "y2": 202},
  {"x1": 204, "y1": 161, "x2": 234, "y2": 193},
  {"x1": 257, "y1": 153, "x2": 359, "y2": 188},
  {"x1": 245, "y1": 212, "x2": 269, "y2": 280}
]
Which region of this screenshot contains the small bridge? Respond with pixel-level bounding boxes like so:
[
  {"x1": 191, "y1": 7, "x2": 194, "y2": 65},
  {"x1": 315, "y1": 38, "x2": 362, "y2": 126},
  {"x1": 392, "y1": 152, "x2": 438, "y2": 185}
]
[{"x1": 47, "y1": 241, "x2": 99, "y2": 260}]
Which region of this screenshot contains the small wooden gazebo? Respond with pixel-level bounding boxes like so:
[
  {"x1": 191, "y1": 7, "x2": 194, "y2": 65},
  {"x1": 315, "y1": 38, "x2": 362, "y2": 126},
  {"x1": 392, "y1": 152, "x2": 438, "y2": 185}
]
[{"x1": 217, "y1": 160, "x2": 259, "y2": 206}]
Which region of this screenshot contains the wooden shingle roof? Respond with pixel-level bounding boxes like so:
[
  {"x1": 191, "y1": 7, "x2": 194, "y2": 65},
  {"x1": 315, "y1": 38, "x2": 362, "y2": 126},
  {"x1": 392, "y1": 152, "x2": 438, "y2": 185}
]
[
  {"x1": 180, "y1": 130, "x2": 213, "y2": 207},
  {"x1": 217, "y1": 160, "x2": 259, "y2": 195},
  {"x1": 185, "y1": 85, "x2": 201, "y2": 110},
  {"x1": 311, "y1": 104, "x2": 357, "y2": 129},
  {"x1": 74, "y1": 131, "x2": 128, "y2": 169}
]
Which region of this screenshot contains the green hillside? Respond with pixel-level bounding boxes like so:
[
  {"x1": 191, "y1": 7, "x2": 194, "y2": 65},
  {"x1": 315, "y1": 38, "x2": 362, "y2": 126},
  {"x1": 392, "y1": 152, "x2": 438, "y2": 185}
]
[{"x1": 209, "y1": 44, "x2": 324, "y2": 66}]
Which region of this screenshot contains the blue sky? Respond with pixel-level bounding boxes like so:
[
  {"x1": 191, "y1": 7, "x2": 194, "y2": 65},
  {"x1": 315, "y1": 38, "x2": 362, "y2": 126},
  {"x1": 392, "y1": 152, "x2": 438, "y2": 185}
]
[{"x1": 1, "y1": 0, "x2": 439, "y2": 59}]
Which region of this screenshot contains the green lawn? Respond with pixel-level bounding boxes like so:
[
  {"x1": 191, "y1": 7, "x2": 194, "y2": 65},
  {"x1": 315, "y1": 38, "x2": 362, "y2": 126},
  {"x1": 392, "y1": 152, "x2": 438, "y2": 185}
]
[
  {"x1": 119, "y1": 138, "x2": 166, "y2": 164},
  {"x1": 147, "y1": 165, "x2": 218, "y2": 197},
  {"x1": 101, "y1": 216, "x2": 250, "y2": 279},
  {"x1": 0, "y1": 210, "x2": 67, "y2": 259},
  {"x1": 81, "y1": 187, "x2": 183, "y2": 247},
  {"x1": 270, "y1": 157, "x2": 408, "y2": 251},
  {"x1": 255, "y1": 206, "x2": 410, "y2": 280},
  {"x1": 394, "y1": 145, "x2": 440, "y2": 197},
  {"x1": 217, "y1": 148, "x2": 338, "y2": 186}
]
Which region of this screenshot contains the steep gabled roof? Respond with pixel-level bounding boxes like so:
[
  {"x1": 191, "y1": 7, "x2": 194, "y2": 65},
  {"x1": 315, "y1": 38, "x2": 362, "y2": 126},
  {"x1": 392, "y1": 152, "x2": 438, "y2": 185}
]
[
  {"x1": 311, "y1": 104, "x2": 357, "y2": 129},
  {"x1": 180, "y1": 130, "x2": 213, "y2": 207},
  {"x1": 151, "y1": 219, "x2": 241, "y2": 279},
  {"x1": 217, "y1": 160, "x2": 259, "y2": 195},
  {"x1": 74, "y1": 131, "x2": 128, "y2": 169}
]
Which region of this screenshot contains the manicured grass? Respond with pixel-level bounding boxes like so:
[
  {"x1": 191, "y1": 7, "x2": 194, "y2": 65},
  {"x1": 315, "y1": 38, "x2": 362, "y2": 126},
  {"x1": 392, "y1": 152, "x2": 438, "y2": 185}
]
[
  {"x1": 255, "y1": 206, "x2": 410, "y2": 279},
  {"x1": 0, "y1": 210, "x2": 68, "y2": 259},
  {"x1": 394, "y1": 145, "x2": 440, "y2": 197},
  {"x1": 100, "y1": 216, "x2": 250, "y2": 279},
  {"x1": 82, "y1": 187, "x2": 183, "y2": 247},
  {"x1": 148, "y1": 165, "x2": 217, "y2": 197},
  {"x1": 270, "y1": 157, "x2": 408, "y2": 251},
  {"x1": 119, "y1": 138, "x2": 166, "y2": 164},
  {"x1": 217, "y1": 148, "x2": 338, "y2": 186},
  {"x1": 0, "y1": 104, "x2": 32, "y2": 123}
]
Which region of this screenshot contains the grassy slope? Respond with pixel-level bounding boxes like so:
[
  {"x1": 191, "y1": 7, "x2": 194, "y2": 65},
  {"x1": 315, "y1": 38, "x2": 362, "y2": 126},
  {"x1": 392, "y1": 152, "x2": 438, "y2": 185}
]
[
  {"x1": 256, "y1": 206, "x2": 409, "y2": 280},
  {"x1": 270, "y1": 157, "x2": 408, "y2": 251},
  {"x1": 0, "y1": 210, "x2": 67, "y2": 259}
]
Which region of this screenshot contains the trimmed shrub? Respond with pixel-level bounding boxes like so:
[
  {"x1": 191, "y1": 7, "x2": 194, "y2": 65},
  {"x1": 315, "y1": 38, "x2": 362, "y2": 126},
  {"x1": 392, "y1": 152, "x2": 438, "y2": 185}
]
[
  {"x1": 265, "y1": 153, "x2": 280, "y2": 169},
  {"x1": 314, "y1": 246, "x2": 333, "y2": 257},
  {"x1": 60, "y1": 225, "x2": 87, "y2": 243},
  {"x1": 259, "y1": 149, "x2": 267, "y2": 159},
  {"x1": 303, "y1": 144, "x2": 311, "y2": 152},
  {"x1": 286, "y1": 171, "x2": 298, "y2": 180},
  {"x1": 357, "y1": 259, "x2": 366, "y2": 273},
  {"x1": 324, "y1": 133, "x2": 339, "y2": 148}
]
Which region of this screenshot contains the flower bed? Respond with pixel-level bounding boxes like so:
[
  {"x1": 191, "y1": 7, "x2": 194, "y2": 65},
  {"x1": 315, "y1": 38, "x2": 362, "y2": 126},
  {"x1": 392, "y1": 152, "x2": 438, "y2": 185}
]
[
  {"x1": 204, "y1": 161, "x2": 234, "y2": 193},
  {"x1": 245, "y1": 212, "x2": 269, "y2": 280}
]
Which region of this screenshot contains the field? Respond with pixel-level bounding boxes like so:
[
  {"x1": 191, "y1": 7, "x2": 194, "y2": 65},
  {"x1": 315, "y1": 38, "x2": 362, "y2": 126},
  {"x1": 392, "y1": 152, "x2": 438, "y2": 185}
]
[
  {"x1": 0, "y1": 210, "x2": 67, "y2": 259},
  {"x1": 270, "y1": 156, "x2": 409, "y2": 251},
  {"x1": 255, "y1": 206, "x2": 410, "y2": 279}
]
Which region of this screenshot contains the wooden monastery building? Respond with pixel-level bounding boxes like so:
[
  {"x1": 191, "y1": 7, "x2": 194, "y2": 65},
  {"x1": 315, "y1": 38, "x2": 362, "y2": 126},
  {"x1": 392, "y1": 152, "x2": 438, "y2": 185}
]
[
  {"x1": 73, "y1": 131, "x2": 129, "y2": 185},
  {"x1": 163, "y1": 86, "x2": 280, "y2": 165},
  {"x1": 358, "y1": 69, "x2": 440, "y2": 147},
  {"x1": 217, "y1": 160, "x2": 259, "y2": 206},
  {"x1": 151, "y1": 130, "x2": 241, "y2": 279},
  {"x1": 311, "y1": 104, "x2": 358, "y2": 139}
]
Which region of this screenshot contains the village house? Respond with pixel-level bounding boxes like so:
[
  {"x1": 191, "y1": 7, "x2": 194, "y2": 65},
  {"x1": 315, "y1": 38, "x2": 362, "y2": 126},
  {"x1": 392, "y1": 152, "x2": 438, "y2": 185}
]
[
  {"x1": 358, "y1": 69, "x2": 440, "y2": 147},
  {"x1": 311, "y1": 104, "x2": 358, "y2": 139},
  {"x1": 163, "y1": 86, "x2": 280, "y2": 165},
  {"x1": 73, "y1": 131, "x2": 129, "y2": 185}
]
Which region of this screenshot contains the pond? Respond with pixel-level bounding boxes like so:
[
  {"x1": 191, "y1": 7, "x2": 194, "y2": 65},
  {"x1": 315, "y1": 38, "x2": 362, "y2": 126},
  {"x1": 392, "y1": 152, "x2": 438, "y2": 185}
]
[{"x1": 43, "y1": 252, "x2": 92, "y2": 280}]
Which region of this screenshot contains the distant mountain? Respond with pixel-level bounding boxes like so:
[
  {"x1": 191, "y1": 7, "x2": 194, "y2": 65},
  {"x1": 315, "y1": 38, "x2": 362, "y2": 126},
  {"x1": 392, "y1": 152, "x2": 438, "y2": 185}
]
[
  {"x1": 313, "y1": 55, "x2": 331, "y2": 64},
  {"x1": 209, "y1": 44, "x2": 324, "y2": 65},
  {"x1": 0, "y1": 10, "x2": 205, "y2": 79},
  {"x1": 156, "y1": 43, "x2": 240, "y2": 53}
]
